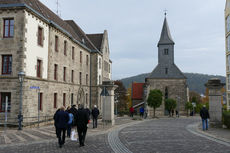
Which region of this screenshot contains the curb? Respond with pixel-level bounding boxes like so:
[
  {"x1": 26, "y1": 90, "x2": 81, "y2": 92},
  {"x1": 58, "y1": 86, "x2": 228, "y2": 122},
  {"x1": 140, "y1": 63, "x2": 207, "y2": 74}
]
[
  {"x1": 186, "y1": 123, "x2": 230, "y2": 147},
  {"x1": 195, "y1": 123, "x2": 230, "y2": 144}
]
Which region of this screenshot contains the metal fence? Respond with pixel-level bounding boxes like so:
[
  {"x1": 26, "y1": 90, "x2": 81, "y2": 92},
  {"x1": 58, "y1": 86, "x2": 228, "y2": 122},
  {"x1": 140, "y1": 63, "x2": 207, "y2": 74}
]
[{"x1": 0, "y1": 115, "x2": 53, "y2": 129}]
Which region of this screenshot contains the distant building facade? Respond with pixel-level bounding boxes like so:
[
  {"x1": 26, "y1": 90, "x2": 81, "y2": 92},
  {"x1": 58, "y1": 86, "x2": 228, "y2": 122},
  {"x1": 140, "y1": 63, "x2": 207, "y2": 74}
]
[
  {"x1": 145, "y1": 16, "x2": 188, "y2": 116},
  {"x1": 0, "y1": 0, "x2": 112, "y2": 121},
  {"x1": 225, "y1": 0, "x2": 230, "y2": 110}
]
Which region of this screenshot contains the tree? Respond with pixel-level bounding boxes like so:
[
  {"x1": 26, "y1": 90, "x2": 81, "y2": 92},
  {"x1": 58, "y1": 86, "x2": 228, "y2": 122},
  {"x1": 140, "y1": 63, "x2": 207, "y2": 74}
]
[
  {"x1": 147, "y1": 89, "x2": 163, "y2": 117},
  {"x1": 185, "y1": 102, "x2": 193, "y2": 116},
  {"x1": 114, "y1": 81, "x2": 128, "y2": 115},
  {"x1": 165, "y1": 99, "x2": 177, "y2": 117},
  {"x1": 127, "y1": 87, "x2": 132, "y2": 109}
]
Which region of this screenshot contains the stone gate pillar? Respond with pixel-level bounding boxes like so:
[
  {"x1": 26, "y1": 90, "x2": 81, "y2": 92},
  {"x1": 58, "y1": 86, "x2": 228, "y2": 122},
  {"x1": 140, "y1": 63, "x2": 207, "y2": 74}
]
[
  {"x1": 100, "y1": 81, "x2": 118, "y2": 126},
  {"x1": 205, "y1": 78, "x2": 225, "y2": 126}
]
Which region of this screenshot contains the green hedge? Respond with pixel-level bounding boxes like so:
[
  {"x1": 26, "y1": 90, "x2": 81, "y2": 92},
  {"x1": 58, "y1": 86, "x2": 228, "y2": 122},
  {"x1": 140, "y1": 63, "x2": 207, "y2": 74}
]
[{"x1": 223, "y1": 111, "x2": 230, "y2": 129}]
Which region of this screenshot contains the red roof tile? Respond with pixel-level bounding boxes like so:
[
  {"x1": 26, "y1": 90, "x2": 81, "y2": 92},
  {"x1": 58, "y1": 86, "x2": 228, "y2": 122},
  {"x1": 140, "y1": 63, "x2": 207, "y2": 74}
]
[{"x1": 132, "y1": 83, "x2": 144, "y2": 100}]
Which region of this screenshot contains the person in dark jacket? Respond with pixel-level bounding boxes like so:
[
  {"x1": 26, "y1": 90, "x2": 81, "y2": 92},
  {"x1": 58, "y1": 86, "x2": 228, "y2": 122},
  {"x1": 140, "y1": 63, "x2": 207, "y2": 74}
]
[
  {"x1": 55, "y1": 106, "x2": 69, "y2": 148},
  {"x1": 69, "y1": 105, "x2": 78, "y2": 126},
  {"x1": 139, "y1": 107, "x2": 144, "y2": 118},
  {"x1": 85, "y1": 107, "x2": 91, "y2": 119},
  {"x1": 200, "y1": 105, "x2": 210, "y2": 131},
  {"x1": 76, "y1": 104, "x2": 89, "y2": 147},
  {"x1": 92, "y1": 105, "x2": 100, "y2": 128},
  {"x1": 53, "y1": 108, "x2": 60, "y2": 138}
]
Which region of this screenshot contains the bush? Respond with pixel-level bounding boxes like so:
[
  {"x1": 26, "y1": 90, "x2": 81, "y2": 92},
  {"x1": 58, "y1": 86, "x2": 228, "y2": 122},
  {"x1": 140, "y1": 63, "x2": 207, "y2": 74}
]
[{"x1": 223, "y1": 111, "x2": 230, "y2": 129}]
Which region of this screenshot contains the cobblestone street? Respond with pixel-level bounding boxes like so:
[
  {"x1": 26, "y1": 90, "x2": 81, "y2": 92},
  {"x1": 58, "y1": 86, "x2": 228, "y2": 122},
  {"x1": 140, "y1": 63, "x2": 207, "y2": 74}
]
[{"x1": 0, "y1": 117, "x2": 229, "y2": 153}]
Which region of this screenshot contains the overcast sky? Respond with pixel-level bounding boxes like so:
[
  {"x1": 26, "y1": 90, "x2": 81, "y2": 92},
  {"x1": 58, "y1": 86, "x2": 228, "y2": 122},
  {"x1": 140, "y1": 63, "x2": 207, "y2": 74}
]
[{"x1": 40, "y1": 0, "x2": 226, "y2": 80}]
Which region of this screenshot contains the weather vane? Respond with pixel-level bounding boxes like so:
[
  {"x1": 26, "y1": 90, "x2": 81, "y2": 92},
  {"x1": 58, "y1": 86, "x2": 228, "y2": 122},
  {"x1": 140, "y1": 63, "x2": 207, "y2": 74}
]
[{"x1": 164, "y1": 9, "x2": 167, "y2": 16}]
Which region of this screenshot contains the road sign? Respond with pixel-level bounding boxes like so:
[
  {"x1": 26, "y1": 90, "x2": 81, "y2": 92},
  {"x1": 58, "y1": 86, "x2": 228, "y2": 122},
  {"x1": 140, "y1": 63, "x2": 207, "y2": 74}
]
[
  {"x1": 100, "y1": 87, "x2": 109, "y2": 96},
  {"x1": 30, "y1": 86, "x2": 40, "y2": 90}
]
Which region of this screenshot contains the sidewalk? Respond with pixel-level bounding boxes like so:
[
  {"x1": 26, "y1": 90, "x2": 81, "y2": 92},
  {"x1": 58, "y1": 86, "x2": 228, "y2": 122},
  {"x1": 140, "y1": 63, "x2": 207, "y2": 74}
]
[
  {"x1": 196, "y1": 123, "x2": 230, "y2": 143},
  {"x1": 0, "y1": 116, "x2": 136, "y2": 147}
]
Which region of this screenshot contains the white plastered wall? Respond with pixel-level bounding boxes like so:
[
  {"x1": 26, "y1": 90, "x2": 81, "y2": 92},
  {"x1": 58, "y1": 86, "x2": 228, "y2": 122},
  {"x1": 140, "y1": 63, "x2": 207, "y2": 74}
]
[{"x1": 24, "y1": 11, "x2": 49, "y2": 79}]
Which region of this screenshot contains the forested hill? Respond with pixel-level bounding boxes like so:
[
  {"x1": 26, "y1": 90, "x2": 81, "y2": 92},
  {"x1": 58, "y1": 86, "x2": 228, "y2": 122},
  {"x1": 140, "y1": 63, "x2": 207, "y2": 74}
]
[{"x1": 120, "y1": 73, "x2": 226, "y2": 94}]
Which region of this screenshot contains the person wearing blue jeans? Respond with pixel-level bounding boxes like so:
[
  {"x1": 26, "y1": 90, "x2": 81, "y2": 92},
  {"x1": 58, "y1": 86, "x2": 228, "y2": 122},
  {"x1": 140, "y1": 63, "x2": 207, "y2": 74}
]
[{"x1": 200, "y1": 105, "x2": 210, "y2": 131}]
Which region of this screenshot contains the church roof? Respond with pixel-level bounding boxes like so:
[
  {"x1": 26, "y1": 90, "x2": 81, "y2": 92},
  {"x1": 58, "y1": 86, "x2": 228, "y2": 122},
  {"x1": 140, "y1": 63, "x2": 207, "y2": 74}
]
[
  {"x1": 158, "y1": 17, "x2": 175, "y2": 46},
  {"x1": 147, "y1": 64, "x2": 186, "y2": 79}
]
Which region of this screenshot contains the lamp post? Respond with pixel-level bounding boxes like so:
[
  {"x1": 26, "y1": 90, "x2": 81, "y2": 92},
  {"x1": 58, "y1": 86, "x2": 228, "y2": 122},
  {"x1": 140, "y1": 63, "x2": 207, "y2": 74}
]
[{"x1": 18, "y1": 71, "x2": 25, "y2": 130}]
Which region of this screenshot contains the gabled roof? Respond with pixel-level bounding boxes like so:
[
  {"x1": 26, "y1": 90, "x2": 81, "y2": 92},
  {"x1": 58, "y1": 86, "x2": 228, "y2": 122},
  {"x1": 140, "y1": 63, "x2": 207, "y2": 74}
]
[
  {"x1": 132, "y1": 83, "x2": 144, "y2": 100},
  {"x1": 65, "y1": 20, "x2": 98, "y2": 51},
  {"x1": 86, "y1": 34, "x2": 104, "y2": 51},
  {"x1": 0, "y1": 0, "x2": 85, "y2": 46},
  {"x1": 158, "y1": 17, "x2": 175, "y2": 46},
  {"x1": 147, "y1": 64, "x2": 186, "y2": 79}
]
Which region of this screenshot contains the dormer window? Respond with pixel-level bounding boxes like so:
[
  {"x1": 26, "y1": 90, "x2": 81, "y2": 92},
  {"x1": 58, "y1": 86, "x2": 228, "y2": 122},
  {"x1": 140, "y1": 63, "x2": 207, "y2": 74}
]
[{"x1": 164, "y1": 49, "x2": 169, "y2": 55}]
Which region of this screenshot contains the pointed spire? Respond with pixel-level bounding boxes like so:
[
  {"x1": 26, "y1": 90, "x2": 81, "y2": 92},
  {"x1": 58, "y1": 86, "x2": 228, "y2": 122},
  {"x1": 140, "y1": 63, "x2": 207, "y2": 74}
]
[{"x1": 158, "y1": 17, "x2": 175, "y2": 47}]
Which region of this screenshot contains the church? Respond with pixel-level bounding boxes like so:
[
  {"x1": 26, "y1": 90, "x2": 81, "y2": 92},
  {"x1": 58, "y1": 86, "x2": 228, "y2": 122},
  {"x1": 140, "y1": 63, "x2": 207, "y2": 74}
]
[
  {"x1": 145, "y1": 15, "x2": 188, "y2": 116},
  {"x1": 132, "y1": 15, "x2": 188, "y2": 116}
]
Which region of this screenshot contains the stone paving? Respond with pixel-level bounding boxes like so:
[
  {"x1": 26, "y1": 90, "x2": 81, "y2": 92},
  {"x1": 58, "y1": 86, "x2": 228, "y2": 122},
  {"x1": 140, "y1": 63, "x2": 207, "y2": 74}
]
[
  {"x1": 119, "y1": 117, "x2": 230, "y2": 153},
  {"x1": 0, "y1": 116, "x2": 229, "y2": 153}
]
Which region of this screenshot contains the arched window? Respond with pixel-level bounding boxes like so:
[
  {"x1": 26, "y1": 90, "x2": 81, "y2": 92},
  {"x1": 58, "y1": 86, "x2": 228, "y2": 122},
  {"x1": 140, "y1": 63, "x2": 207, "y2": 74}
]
[{"x1": 165, "y1": 87, "x2": 168, "y2": 99}]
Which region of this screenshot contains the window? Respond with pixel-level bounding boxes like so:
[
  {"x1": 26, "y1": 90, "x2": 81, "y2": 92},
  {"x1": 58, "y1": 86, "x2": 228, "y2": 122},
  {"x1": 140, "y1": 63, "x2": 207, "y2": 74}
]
[
  {"x1": 55, "y1": 36, "x2": 58, "y2": 52},
  {"x1": 37, "y1": 59, "x2": 42, "y2": 78},
  {"x1": 86, "y1": 74, "x2": 88, "y2": 85},
  {"x1": 86, "y1": 55, "x2": 89, "y2": 66},
  {"x1": 79, "y1": 72, "x2": 82, "y2": 84},
  {"x1": 54, "y1": 64, "x2": 58, "y2": 80},
  {"x1": 80, "y1": 51, "x2": 83, "y2": 64},
  {"x1": 3, "y1": 19, "x2": 14, "y2": 38},
  {"x1": 38, "y1": 27, "x2": 43, "y2": 46},
  {"x1": 63, "y1": 67, "x2": 66, "y2": 81},
  {"x1": 72, "y1": 47, "x2": 75, "y2": 60},
  {"x1": 165, "y1": 68, "x2": 168, "y2": 74},
  {"x1": 63, "y1": 93, "x2": 66, "y2": 107},
  {"x1": 164, "y1": 49, "x2": 169, "y2": 55},
  {"x1": 71, "y1": 70, "x2": 74, "y2": 83},
  {"x1": 64, "y1": 41, "x2": 67, "y2": 55},
  {"x1": 99, "y1": 58, "x2": 102, "y2": 69},
  {"x1": 99, "y1": 75, "x2": 101, "y2": 84},
  {"x1": 165, "y1": 87, "x2": 168, "y2": 100},
  {"x1": 80, "y1": 51, "x2": 82, "y2": 64},
  {"x1": 71, "y1": 93, "x2": 74, "y2": 106},
  {"x1": 54, "y1": 93, "x2": 57, "y2": 108},
  {"x1": 227, "y1": 15, "x2": 230, "y2": 33},
  {"x1": 39, "y1": 93, "x2": 43, "y2": 111},
  {"x1": 2, "y1": 55, "x2": 12, "y2": 75},
  {"x1": 109, "y1": 64, "x2": 111, "y2": 73},
  {"x1": 0, "y1": 93, "x2": 11, "y2": 112}
]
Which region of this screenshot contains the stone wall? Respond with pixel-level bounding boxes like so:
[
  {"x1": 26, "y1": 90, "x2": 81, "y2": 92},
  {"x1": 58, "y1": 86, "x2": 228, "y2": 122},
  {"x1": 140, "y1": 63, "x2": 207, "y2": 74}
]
[{"x1": 146, "y1": 78, "x2": 187, "y2": 116}]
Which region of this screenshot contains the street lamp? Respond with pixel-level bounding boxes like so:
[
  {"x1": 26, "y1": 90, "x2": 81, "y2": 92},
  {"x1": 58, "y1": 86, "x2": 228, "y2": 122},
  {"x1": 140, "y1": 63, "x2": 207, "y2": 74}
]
[{"x1": 18, "y1": 71, "x2": 25, "y2": 130}]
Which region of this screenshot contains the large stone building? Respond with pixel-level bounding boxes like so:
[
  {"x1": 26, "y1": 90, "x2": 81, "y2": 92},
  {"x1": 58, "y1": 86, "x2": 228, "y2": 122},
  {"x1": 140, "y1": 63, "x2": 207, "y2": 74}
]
[
  {"x1": 145, "y1": 16, "x2": 188, "y2": 116},
  {"x1": 225, "y1": 0, "x2": 230, "y2": 110},
  {"x1": 0, "y1": 0, "x2": 112, "y2": 121}
]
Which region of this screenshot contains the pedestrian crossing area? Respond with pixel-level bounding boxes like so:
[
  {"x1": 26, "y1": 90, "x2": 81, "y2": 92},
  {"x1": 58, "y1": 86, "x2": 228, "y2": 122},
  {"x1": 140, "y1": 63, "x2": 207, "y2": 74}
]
[{"x1": 0, "y1": 126, "x2": 56, "y2": 145}]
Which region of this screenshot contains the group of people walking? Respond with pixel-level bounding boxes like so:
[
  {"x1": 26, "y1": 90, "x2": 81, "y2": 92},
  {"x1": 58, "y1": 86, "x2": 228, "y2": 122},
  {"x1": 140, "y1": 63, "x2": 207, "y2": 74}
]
[{"x1": 53, "y1": 104, "x2": 100, "y2": 148}]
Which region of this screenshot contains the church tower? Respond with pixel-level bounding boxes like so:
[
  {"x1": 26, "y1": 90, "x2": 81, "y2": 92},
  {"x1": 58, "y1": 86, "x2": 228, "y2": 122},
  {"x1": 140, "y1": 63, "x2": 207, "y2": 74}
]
[{"x1": 145, "y1": 16, "x2": 188, "y2": 116}]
